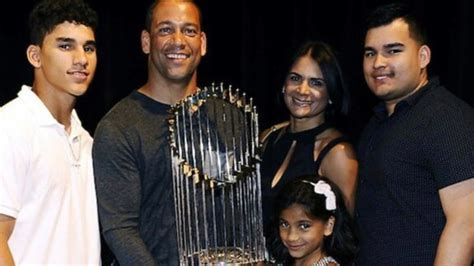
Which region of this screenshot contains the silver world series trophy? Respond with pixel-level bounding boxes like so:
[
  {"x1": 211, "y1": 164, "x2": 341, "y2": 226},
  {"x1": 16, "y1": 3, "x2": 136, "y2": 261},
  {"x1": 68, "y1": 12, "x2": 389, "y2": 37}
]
[{"x1": 169, "y1": 83, "x2": 265, "y2": 265}]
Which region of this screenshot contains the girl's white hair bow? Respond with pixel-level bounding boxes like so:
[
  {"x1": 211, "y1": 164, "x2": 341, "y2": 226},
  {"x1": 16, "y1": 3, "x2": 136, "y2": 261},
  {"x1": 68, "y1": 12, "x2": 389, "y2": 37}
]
[{"x1": 302, "y1": 180, "x2": 336, "y2": 211}]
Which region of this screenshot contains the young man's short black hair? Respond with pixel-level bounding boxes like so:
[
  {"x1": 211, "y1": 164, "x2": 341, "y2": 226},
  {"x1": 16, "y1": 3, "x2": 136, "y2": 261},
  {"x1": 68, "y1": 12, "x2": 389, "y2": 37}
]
[
  {"x1": 29, "y1": 0, "x2": 98, "y2": 45},
  {"x1": 365, "y1": 3, "x2": 427, "y2": 45}
]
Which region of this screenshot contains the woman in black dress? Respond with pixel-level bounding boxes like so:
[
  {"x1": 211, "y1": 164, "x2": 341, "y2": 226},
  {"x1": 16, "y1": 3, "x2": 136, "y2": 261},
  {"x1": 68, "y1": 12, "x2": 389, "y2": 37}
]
[{"x1": 260, "y1": 41, "x2": 358, "y2": 228}]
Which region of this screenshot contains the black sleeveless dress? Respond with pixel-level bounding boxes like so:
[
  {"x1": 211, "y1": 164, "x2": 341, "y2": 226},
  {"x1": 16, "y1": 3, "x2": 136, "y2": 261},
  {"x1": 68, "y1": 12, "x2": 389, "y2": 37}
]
[{"x1": 260, "y1": 122, "x2": 349, "y2": 228}]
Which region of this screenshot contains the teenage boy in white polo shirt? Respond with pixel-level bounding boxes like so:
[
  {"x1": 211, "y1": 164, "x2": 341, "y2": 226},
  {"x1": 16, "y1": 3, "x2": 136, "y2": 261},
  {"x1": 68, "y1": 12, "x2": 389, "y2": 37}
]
[{"x1": 0, "y1": 0, "x2": 100, "y2": 264}]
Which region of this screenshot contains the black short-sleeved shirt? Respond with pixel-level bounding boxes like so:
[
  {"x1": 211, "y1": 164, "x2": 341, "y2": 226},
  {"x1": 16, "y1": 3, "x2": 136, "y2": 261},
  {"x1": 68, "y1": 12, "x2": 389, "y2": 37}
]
[{"x1": 355, "y1": 77, "x2": 474, "y2": 265}]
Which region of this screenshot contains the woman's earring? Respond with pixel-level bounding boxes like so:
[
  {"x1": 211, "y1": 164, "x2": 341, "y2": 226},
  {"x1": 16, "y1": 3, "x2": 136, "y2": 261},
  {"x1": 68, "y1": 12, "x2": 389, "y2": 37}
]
[
  {"x1": 328, "y1": 98, "x2": 333, "y2": 105},
  {"x1": 282, "y1": 86, "x2": 286, "y2": 94}
]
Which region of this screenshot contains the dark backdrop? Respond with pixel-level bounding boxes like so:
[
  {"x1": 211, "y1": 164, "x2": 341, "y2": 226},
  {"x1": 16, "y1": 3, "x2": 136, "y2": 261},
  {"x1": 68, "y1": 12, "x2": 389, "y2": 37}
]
[
  {"x1": 1, "y1": 0, "x2": 473, "y2": 262},
  {"x1": 1, "y1": 0, "x2": 473, "y2": 135}
]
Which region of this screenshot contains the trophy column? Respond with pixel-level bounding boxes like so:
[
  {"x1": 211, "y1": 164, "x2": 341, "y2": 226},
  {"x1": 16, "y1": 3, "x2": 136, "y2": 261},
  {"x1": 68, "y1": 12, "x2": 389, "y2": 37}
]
[{"x1": 169, "y1": 84, "x2": 265, "y2": 265}]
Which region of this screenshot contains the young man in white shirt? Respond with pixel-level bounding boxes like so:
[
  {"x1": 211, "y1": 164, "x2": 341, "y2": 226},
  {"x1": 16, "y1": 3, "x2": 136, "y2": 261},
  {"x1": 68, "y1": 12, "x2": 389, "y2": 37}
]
[{"x1": 0, "y1": 0, "x2": 101, "y2": 264}]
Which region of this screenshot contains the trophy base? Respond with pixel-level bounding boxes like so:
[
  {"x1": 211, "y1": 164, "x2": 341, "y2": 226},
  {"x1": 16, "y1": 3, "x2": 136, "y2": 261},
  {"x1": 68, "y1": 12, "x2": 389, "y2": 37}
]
[{"x1": 183, "y1": 247, "x2": 260, "y2": 265}]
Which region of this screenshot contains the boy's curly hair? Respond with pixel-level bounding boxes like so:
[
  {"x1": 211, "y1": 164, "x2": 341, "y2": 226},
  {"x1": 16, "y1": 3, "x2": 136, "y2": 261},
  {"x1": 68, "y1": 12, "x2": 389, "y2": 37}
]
[{"x1": 29, "y1": 0, "x2": 98, "y2": 45}]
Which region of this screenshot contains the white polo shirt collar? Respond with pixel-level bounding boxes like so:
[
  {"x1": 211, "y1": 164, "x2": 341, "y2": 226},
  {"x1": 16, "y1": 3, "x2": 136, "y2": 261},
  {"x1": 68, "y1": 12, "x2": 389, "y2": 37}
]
[{"x1": 17, "y1": 85, "x2": 84, "y2": 138}]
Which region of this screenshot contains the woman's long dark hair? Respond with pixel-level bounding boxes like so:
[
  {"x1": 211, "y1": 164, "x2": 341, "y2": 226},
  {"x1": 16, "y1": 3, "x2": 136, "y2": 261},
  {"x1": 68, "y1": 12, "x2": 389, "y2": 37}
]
[{"x1": 281, "y1": 42, "x2": 351, "y2": 127}]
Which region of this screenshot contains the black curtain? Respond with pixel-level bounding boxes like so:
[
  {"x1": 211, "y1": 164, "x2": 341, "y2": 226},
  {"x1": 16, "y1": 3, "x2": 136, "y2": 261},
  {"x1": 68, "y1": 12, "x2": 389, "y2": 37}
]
[
  {"x1": 2, "y1": 0, "x2": 473, "y2": 135},
  {"x1": 1, "y1": 0, "x2": 473, "y2": 261}
]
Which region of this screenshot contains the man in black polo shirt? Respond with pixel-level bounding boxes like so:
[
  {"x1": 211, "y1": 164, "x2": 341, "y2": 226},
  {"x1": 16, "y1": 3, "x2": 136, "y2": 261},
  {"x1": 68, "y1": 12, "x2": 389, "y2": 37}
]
[{"x1": 356, "y1": 3, "x2": 474, "y2": 265}]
